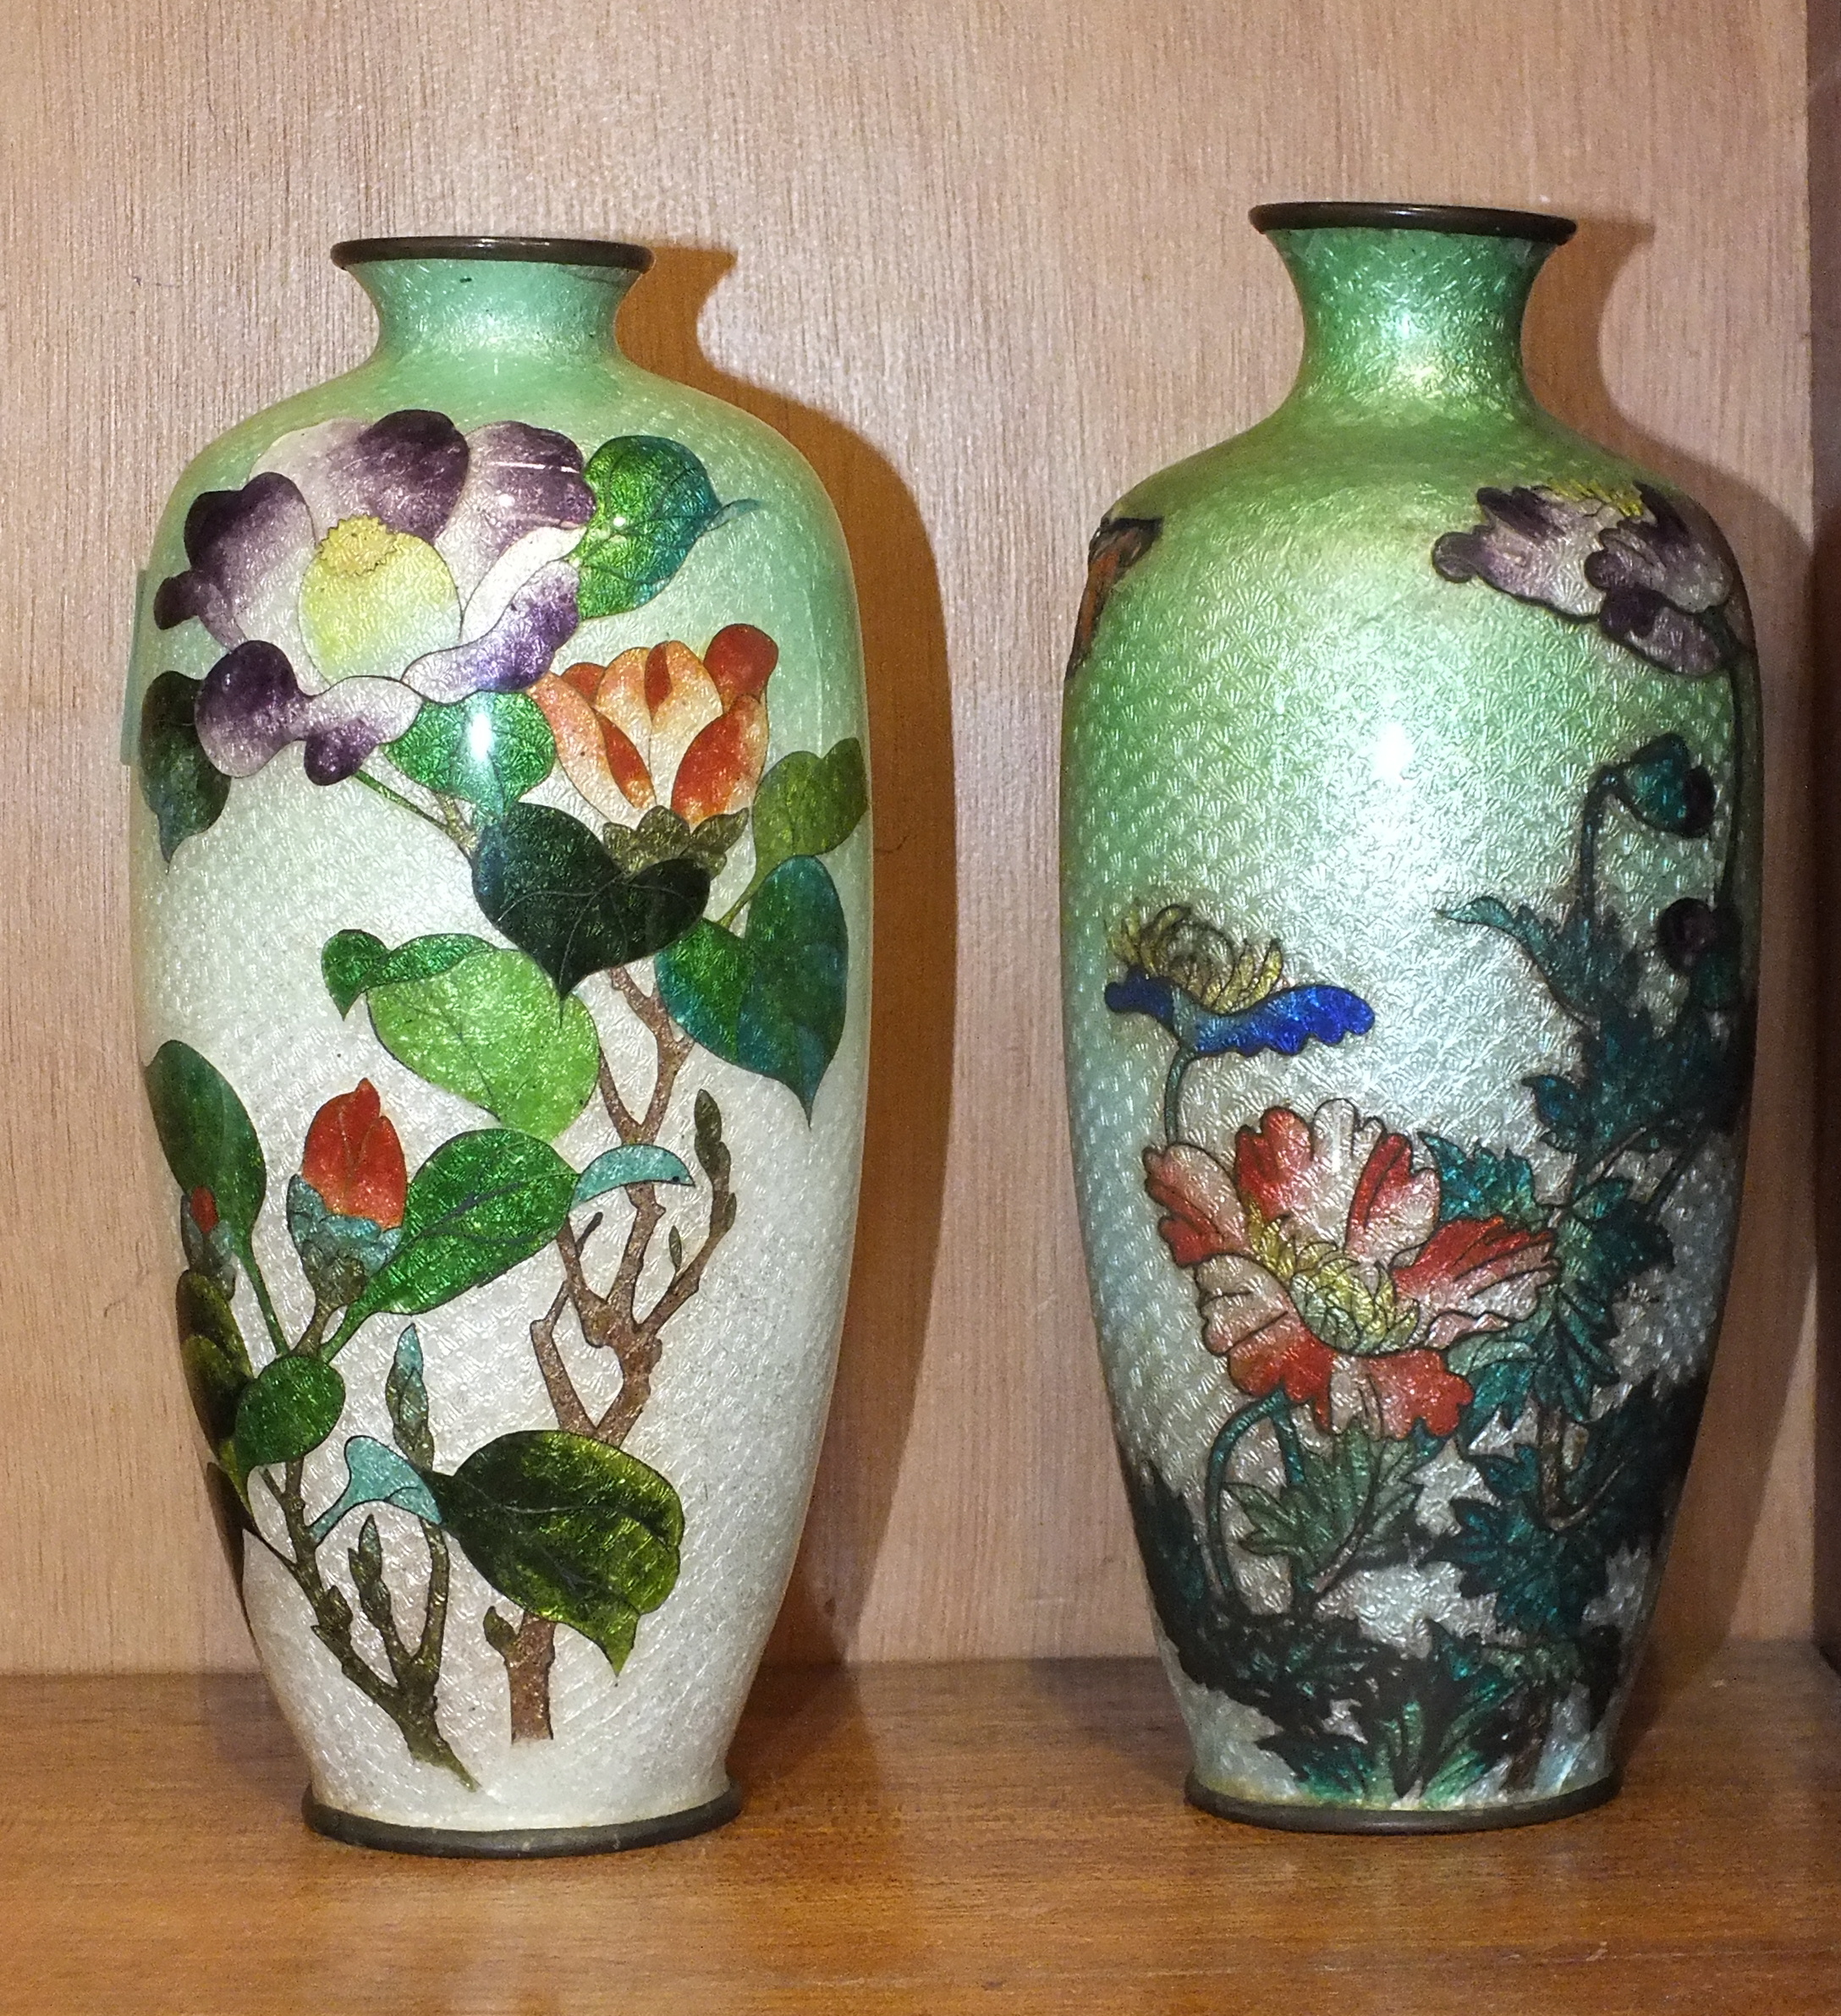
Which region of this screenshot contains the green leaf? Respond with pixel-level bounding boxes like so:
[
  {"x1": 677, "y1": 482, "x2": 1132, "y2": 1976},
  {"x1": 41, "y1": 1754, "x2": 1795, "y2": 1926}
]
[
  {"x1": 286, "y1": 1175, "x2": 399, "y2": 1309},
  {"x1": 603, "y1": 805, "x2": 748, "y2": 880},
  {"x1": 1421, "y1": 1136, "x2": 1550, "y2": 1232},
  {"x1": 570, "y1": 436, "x2": 756, "y2": 618},
  {"x1": 572, "y1": 1145, "x2": 693, "y2": 1206},
  {"x1": 143, "y1": 1042, "x2": 267, "y2": 1247},
  {"x1": 1609, "y1": 736, "x2": 1713, "y2": 838},
  {"x1": 425, "y1": 1430, "x2": 684, "y2": 1671},
  {"x1": 384, "y1": 1325, "x2": 435, "y2": 1468},
  {"x1": 321, "y1": 929, "x2": 486, "y2": 1018},
  {"x1": 745, "y1": 738, "x2": 868, "y2": 894},
  {"x1": 175, "y1": 1269, "x2": 253, "y2": 1450},
  {"x1": 360, "y1": 945, "x2": 601, "y2": 1140},
  {"x1": 472, "y1": 803, "x2": 711, "y2": 997},
  {"x1": 234, "y1": 1355, "x2": 345, "y2": 1474},
  {"x1": 1231, "y1": 1427, "x2": 1430, "y2": 1585},
  {"x1": 1446, "y1": 897, "x2": 1643, "y2": 1024},
  {"x1": 386, "y1": 692, "x2": 555, "y2": 816},
  {"x1": 340, "y1": 1129, "x2": 576, "y2": 1338},
  {"x1": 656, "y1": 856, "x2": 849, "y2": 1115},
  {"x1": 139, "y1": 672, "x2": 230, "y2": 861},
  {"x1": 307, "y1": 1436, "x2": 442, "y2": 1544}
]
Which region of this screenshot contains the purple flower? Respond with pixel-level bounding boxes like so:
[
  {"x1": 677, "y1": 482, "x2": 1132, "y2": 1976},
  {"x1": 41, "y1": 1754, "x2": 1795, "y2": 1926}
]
[{"x1": 156, "y1": 411, "x2": 592, "y2": 780}]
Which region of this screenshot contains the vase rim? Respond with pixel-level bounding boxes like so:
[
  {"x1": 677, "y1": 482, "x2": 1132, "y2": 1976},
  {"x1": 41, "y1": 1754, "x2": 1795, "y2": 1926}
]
[
  {"x1": 1250, "y1": 202, "x2": 1575, "y2": 245},
  {"x1": 330, "y1": 235, "x2": 654, "y2": 272}
]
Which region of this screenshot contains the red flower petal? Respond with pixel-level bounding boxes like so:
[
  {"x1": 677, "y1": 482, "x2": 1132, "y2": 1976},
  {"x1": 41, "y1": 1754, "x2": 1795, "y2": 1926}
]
[
  {"x1": 1363, "y1": 1349, "x2": 1474, "y2": 1439},
  {"x1": 302, "y1": 1079, "x2": 406, "y2": 1229},
  {"x1": 1234, "y1": 1107, "x2": 1316, "y2": 1225},
  {"x1": 1228, "y1": 1314, "x2": 1335, "y2": 1430},
  {"x1": 671, "y1": 695, "x2": 769, "y2": 826},
  {"x1": 704, "y1": 624, "x2": 778, "y2": 706},
  {"x1": 188, "y1": 1186, "x2": 218, "y2": 1235},
  {"x1": 1142, "y1": 1144, "x2": 1248, "y2": 1266},
  {"x1": 1344, "y1": 1129, "x2": 1436, "y2": 1261},
  {"x1": 1391, "y1": 1217, "x2": 1557, "y2": 1311}
]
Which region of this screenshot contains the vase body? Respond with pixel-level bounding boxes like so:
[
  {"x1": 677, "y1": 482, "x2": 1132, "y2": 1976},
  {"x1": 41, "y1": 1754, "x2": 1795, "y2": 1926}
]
[
  {"x1": 1061, "y1": 206, "x2": 1760, "y2": 1829},
  {"x1": 129, "y1": 239, "x2": 871, "y2": 1852}
]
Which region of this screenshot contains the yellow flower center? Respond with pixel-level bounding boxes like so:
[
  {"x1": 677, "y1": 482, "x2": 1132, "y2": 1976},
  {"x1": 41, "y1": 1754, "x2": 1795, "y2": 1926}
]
[{"x1": 317, "y1": 514, "x2": 398, "y2": 578}]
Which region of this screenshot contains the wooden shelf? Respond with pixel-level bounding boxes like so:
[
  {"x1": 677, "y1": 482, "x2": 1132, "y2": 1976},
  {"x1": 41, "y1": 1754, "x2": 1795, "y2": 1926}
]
[{"x1": 3, "y1": 1645, "x2": 1838, "y2": 2012}]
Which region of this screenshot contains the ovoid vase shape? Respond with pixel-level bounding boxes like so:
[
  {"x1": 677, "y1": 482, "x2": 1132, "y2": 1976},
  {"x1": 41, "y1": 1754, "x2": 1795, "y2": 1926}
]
[
  {"x1": 128, "y1": 239, "x2": 871, "y2": 1854},
  {"x1": 1061, "y1": 204, "x2": 1759, "y2": 1830}
]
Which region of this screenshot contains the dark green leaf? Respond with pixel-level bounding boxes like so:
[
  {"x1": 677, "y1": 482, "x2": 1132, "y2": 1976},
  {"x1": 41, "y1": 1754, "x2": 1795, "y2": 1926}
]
[
  {"x1": 1447, "y1": 896, "x2": 1643, "y2": 1024},
  {"x1": 341, "y1": 1129, "x2": 576, "y2": 1336},
  {"x1": 1421, "y1": 1136, "x2": 1550, "y2": 1232},
  {"x1": 656, "y1": 856, "x2": 849, "y2": 1115},
  {"x1": 175, "y1": 1268, "x2": 252, "y2": 1449},
  {"x1": 571, "y1": 436, "x2": 755, "y2": 618},
  {"x1": 143, "y1": 1042, "x2": 267, "y2": 1247},
  {"x1": 385, "y1": 1325, "x2": 435, "y2": 1468},
  {"x1": 746, "y1": 738, "x2": 868, "y2": 893},
  {"x1": 1609, "y1": 736, "x2": 1714, "y2": 838},
  {"x1": 321, "y1": 929, "x2": 487, "y2": 1018},
  {"x1": 693, "y1": 1089, "x2": 730, "y2": 1184},
  {"x1": 1231, "y1": 1427, "x2": 1430, "y2": 1585},
  {"x1": 138, "y1": 672, "x2": 229, "y2": 861},
  {"x1": 425, "y1": 1431, "x2": 684, "y2": 1670},
  {"x1": 472, "y1": 803, "x2": 710, "y2": 997},
  {"x1": 387, "y1": 692, "x2": 554, "y2": 816},
  {"x1": 603, "y1": 805, "x2": 747, "y2": 879},
  {"x1": 234, "y1": 1355, "x2": 345, "y2": 1474}
]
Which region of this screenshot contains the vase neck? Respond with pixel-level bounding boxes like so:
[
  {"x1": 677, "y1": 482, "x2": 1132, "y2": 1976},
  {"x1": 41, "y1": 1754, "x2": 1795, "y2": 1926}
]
[
  {"x1": 1267, "y1": 225, "x2": 1554, "y2": 419},
  {"x1": 342, "y1": 254, "x2": 641, "y2": 361}
]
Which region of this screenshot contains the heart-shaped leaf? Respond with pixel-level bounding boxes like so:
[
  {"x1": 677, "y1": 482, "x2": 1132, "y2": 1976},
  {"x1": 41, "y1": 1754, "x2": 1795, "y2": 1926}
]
[
  {"x1": 144, "y1": 1042, "x2": 267, "y2": 1248},
  {"x1": 139, "y1": 671, "x2": 230, "y2": 861},
  {"x1": 234, "y1": 1355, "x2": 346, "y2": 1475},
  {"x1": 335, "y1": 1129, "x2": 577, "y2": 1346},
  {"x1": 571, "y1": 435, "x2": 756, "y2": 618},
  {"x1": 344, "y1": 940, "x2": 600, "y2": 1140},
  {"x1": 386, "y1": 691, "x2": 555, "y2": 816},
  {"x1": 424, "y1": 1430, "x2": 684, "y2": 1672},
  {"x1": 571, "y1": 1145, "x2": 693, "y2": 1206},
  {"x1": 321, "y1": 930, "x2": 487, "y2": 1017},
  {"x1": 472, "y1": 803, "x2": 709, "y2": 997},
  {"x1": 307, "y1": 1436, "x2": 442, "y2": 1544},
  {"x1": 657, "y1": 855, "x2": 849, "y2": 1115},
  {"x1": 749, "y1": 737, "x2": 868, "y2": 887}
]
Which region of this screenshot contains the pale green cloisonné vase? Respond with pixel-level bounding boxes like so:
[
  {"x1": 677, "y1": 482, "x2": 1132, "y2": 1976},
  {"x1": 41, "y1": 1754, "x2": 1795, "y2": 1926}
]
[
  {"x1": 128, "y1": 238, "x2": 870, "y2": 1854},
  {"x1": 1062, "y1": 203, "x2": 1760, "y2": 1831}
]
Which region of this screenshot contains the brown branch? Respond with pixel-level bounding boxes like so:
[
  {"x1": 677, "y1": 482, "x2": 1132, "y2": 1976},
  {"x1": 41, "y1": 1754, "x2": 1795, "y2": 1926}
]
[{"x1": 528, "y1": 1282, "x2": 594, "y2": 1436}]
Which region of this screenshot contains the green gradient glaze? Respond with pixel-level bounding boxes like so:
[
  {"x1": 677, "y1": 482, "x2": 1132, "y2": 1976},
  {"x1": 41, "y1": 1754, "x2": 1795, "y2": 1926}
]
[{"x1": 1062, "y1": 217, "x2": 1759, "y2": 1827}]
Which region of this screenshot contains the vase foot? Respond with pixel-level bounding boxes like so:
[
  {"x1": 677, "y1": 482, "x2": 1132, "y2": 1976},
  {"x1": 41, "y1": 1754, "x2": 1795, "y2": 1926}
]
[
  {"x1": 302, "y1": 1780, "x2": 742, "y2": 1858},
  {"x1": 1184, "y1": 1768, "x2": 1620, "y2": 1835}
]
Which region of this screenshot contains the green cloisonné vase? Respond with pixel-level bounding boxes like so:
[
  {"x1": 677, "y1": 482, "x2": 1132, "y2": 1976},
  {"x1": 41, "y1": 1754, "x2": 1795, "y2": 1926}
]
[
  {"x1": 127, "y1": 238, "x2": 870, "y2": 1854},
  {"x1": 1061, "y1": 203, "x2": 1760, "y2": 1831}
]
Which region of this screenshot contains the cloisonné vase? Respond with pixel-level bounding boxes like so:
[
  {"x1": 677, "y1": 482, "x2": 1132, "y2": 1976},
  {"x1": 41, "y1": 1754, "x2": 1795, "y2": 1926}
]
[
  {"x1": 1062, "y1": 203, "x2": 1759, "y2": 1830},
  {"x1": 128, "y1": 237, "x2": 870, "y2": 1854}
]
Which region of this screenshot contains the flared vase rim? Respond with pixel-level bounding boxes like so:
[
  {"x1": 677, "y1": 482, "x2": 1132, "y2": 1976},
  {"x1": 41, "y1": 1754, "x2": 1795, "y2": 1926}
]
[
  {"x1": 1250, "y1": 201, "x2": 1576, "y2": 245},
  {"x1": 331, "y1": 235, "x2": 654, "y2": 272}
]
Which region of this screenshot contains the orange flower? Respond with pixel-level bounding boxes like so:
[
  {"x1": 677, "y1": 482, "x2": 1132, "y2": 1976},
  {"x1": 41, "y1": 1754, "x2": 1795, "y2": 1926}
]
[
  {"x1": 531, "y1": 624, "x2": 778, "y2": 828},
  {"x1": 301, "y1": 1079, "x2": 406, "y2": 1229}
]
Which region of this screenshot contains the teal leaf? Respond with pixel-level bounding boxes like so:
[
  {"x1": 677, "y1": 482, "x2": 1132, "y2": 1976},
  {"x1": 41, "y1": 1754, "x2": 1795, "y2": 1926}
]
[
  {"x1": 384, "y1": 1325, "x2": 435, "y2": 1467},
  {"x1": 424, "y1": 1430, "x2": 684, "y2": 1672},
  {"x1": 307, "y1": 1436, "x2": 442, "y2": 1545},
  {"x1": 321, "y1": 929, "x2": 486, "y2": 1018},
  {"x1": 143, "y1": 1042, "x2": 267, "y2": 1247},
  {"x1": 339, "y1": 1129, "x2": 576, "y2": 1338},
  {"x1": 657, "y1": 856, "x2": 848, "y2": 1115},
  {"x1": 571, "y1": 436, "x2": 756, "y2": 618},
  {"x1": 1421, "y1": 1136, "x2": 1550, "y2": 1232},
  {"x1": 572, "y1": 1145, "x2": 693, "y2": 1206},
  {"x1": 472, "y1": 803, "x2": 710, "y2": 997},
  {"x1": 1609, "y1": 736, "x2": 1713, "y2": 838},
  {"x1": 286, "y1": 1175, "x2": 399, "y2": 1308},
  {"x1": 745, "y1": 738, "x2": 868, "y2": 895},
  {"x1": 359, "y1": 944, "x2": 601, "y2": 1140},
  {"x1": 386, "y1": 691, "x2": 555, "y2": 817},
  {"x1": 233, "y1": 1355, "x2": 345, "y2": 1475},
  {"x1": 139, "y1": 672, "x2": 230, "y2": 861}
]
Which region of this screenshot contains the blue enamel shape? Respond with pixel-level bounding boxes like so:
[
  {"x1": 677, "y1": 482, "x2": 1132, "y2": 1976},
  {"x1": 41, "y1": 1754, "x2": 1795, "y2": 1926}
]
[{"x1": 1104, "y1": 970, "x2": 1374, "y2": 1057}]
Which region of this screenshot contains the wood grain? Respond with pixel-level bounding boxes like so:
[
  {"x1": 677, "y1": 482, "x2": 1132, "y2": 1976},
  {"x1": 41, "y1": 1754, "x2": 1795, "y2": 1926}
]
[
  {"x1": 0, "y1": 1648, "x2": 1835, "y2": 2012},
  {"x1": 0, "y1": 0, "x2": 1816, "y2": 1670}
]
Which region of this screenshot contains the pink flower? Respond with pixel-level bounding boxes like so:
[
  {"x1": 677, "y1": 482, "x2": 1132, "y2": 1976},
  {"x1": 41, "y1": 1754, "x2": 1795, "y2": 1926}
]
[{"x1": 1145, "y1": 1101, "x2": 1557, "y2": 1440}]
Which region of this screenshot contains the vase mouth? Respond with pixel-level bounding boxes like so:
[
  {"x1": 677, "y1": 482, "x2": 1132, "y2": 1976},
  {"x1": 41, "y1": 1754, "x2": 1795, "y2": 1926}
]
[
  {"x1": 331, "y1": 234, "x2": 654, "y2": 272},
  {"x1": 1250, "y1": 202, "x2": 1574, "y2": 245}
]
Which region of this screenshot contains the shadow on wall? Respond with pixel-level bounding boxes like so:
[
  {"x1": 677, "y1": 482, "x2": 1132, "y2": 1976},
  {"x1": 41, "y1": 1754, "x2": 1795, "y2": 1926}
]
[
  {"x1": 1525, "y1": 217, "x2": 1816, "y2": 1668},
  {"x1": 618, "y1": 247, "x2": 956, "y2": 1664}
]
